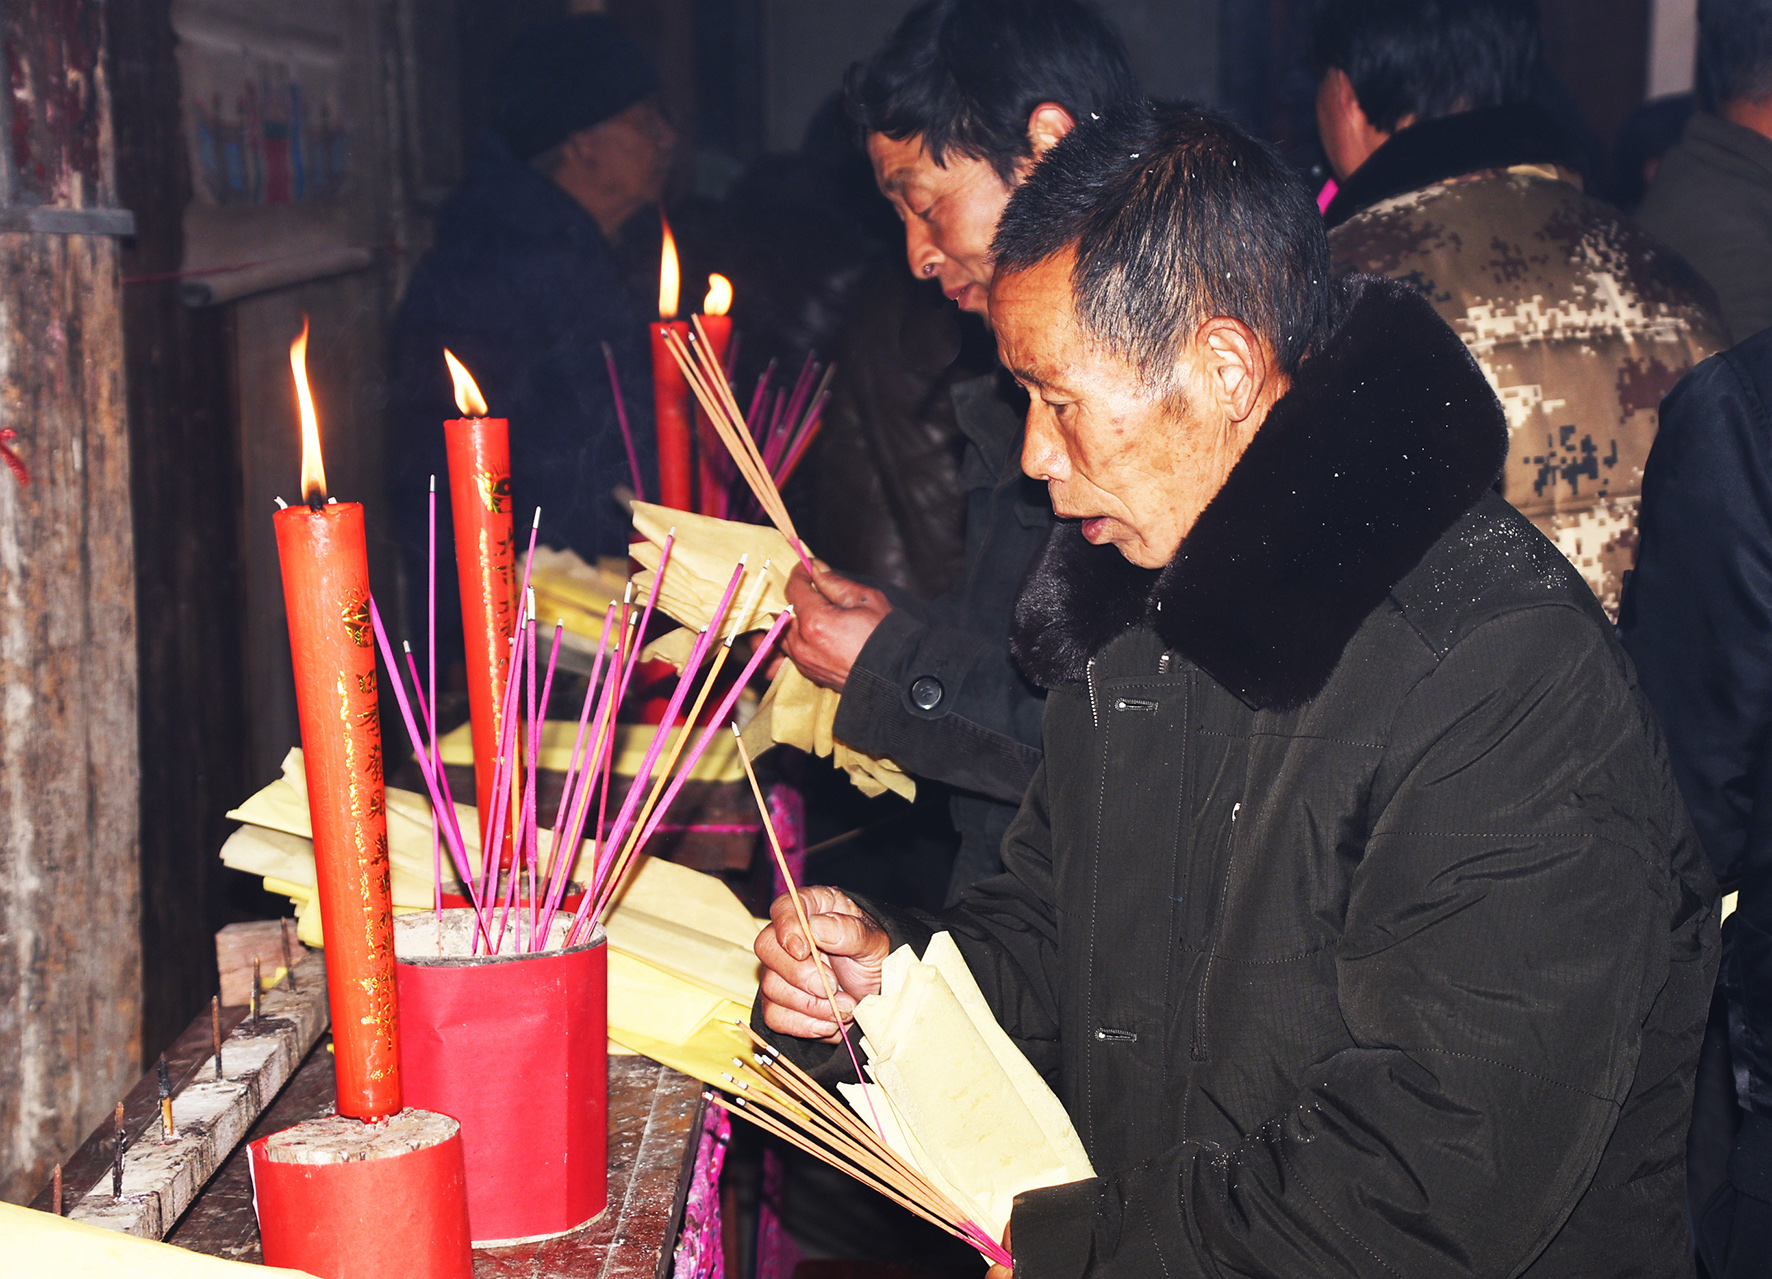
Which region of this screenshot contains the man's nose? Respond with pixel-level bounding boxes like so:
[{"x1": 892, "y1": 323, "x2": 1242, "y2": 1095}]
[
  {"x1": 904, "y1": 221, "x2": 942, "y2": 281},
  {"x1": 1021, "y1": 405, "x2": 1068, "y2": 482}
]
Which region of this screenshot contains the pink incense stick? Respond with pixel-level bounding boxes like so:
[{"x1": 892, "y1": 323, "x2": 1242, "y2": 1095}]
[
  {"x1": 631, "y1": 607, "x2": 792, "y2": 856},
  {"x1": 368, "y1": 603, "x2": 492, "y2": 943},
  {"x1": 428, "y1": 476, "x2": 442, "y2": 926},
  {"x1": 398, "y1": 646, "x2": 483, "y2": 903},
  {"x1": 479, "y1": 513, "x2": 543, "y2": 909},
  {"x1": 479, "y1": 623, "x2": 530, "y2": 910},
  {"x1": 580, "y1": 562, "x2": 745, "y2": 910},
  {"x1": 536, "y1": 615, "x2": 630, "y2": 944},
  {"x1": 533, "y1": 603, "x2": 619, "y2": 942},
  {"x1": 580, "y1": 537, "x2": 673, "y2": 881},
  {"x1": 602, "y1": 340, "x2": 644, "y2": 502}
]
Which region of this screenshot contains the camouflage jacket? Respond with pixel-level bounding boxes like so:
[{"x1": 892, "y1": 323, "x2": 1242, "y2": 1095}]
[{"x1": 1329, "y1": 104, "x2": 1727, "y2": 618}]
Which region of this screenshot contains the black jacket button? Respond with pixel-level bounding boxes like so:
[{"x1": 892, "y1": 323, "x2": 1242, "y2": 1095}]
[{"x1": 910, "y1": 675, "x2": 944, "y2": 710}]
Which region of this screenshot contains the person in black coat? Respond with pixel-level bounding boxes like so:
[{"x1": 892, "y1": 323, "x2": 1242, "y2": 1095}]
[
  {"x1": 757, "y1": 102, "x2": 1718, "y2": 1279},
  {"x1": 1620, "y1": 333, "x2": 1772, "y2": 1278},
  {"x1": 386, "y1": 14, "x2": 666, "y2": 661},
  {"x1": 779, "y1": 0, "x2": 1139, "y2": 900}
]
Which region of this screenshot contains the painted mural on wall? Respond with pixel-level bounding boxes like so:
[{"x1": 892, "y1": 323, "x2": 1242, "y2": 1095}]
[{"x1": 171, "y1": 0, "x2": 369, "y2": 302}]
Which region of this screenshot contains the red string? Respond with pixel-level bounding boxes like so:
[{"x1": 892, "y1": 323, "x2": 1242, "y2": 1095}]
[{"x1": 0, "y1": 428, "x2": 29, "y2": 487}]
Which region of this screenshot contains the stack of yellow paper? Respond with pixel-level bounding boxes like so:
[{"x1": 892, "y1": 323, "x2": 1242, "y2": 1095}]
[
  {"x1": 0, "y1": 1201, "x2": 319, "y2": 1278},
  {"x1": 838, "y1": 933, "x2": 1095, "y2": 1242},
  {"x1": 521, "y1": 544, "x2": 629, "y2": 652},
  {"x1": 629, "y1": 501, "x2": 912, "y2": 800}
]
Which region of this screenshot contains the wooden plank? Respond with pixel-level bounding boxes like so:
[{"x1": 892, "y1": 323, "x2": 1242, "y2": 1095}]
[
  {"x1": 0, "y1": 0, "x2": 139, "y2": 1206},
  {"x1": 27, "y1": 950, "x2": 328, "y2": 1236}
]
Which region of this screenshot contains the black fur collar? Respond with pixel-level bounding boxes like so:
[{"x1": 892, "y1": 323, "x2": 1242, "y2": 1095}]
[
  {"x1": 1010, "y1": 275, "x2": 1506, "y2": 708},
  {"x1": 1323, "y1": 102, "x2": 1570, "y2": 229}
]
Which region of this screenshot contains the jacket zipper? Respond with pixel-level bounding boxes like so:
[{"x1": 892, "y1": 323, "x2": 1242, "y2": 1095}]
[
  {"x1": 1087, "y1": 657, "x2": 1100, "y2": 729},
  {"x1": 1194, "y1": 799, "x2": 1241, "y2": 1060}
]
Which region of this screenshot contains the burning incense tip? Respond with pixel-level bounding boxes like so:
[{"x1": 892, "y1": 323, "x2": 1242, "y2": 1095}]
[
  {"x1": 157, "y1": 1056, "x2": 177, "y2": 1142},
  {"x1": 274, "y1": 496, "x2": 289, "y2": 510},
  {"x1": 112, "y1": 1102, "x2": 125, "y2": 1198},
  {"x1": 326, "y1": 497, "x2": 338, "y2": 505},
  {"x1": 532, "y1": 508, "x2": 542, "y2": 529},
  {"x1": 429, "y1": 474, "x2": 435, "y2": 492}
]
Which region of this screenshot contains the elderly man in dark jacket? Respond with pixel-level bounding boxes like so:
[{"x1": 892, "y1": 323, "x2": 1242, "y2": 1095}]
[
  {"x1": 387, "y1": 14, "x2": 666, "y2": 660},
  {"x1": 756, "y1": 102, "x2": 1718, "y2": 1279}
]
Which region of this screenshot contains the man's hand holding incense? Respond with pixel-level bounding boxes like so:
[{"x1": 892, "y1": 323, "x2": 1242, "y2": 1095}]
[
  {"x1": 755, "y1": 885, "x2": 890, "y2": 1041},
  {"x1": 782, "y1": 562, "x2": 890, "y2": 692}
]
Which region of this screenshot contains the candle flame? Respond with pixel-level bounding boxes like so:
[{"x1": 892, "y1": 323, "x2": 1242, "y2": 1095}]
[
  {"x1": 291, "y1": 318, "x2": 326, "y2": 504},
  {"x1": 443, "y1": 348, "x2": 489, "y2": 417},
  {"x1": 659, "y1": 213, "x2": 680, "y2": 320},
  {"x1": 704, "y1": 273, "x2": 732, "y2": 316}
]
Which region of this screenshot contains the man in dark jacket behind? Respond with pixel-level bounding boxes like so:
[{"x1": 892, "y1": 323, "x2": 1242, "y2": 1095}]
[
  {"x1": 387, "y1": 14, "x2": 667, "y2": 659},
  {"x1": 1620, "y1": 334, "x2": 1772, "y2": 1277},
  {"x1": 1315, "y1": 0, "x2": 1726, "y2": 621},
  {"x1": 757, "y1": 102, "x2": 1718, "y2": 1278},
  {"x1": 783, "y1": 0, "x2": 1139, "y2": 899}
]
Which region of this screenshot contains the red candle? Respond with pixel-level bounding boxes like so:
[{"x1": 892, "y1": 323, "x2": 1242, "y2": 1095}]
[
  {"x1": 695, "y1": 274, "x2": 734, "y2": 514},
  {"x1": 651, "y1": 213, "x2": 693, "y2": 511},
  {"x1": 441, "y1": 350, "x2": 517, "y2": 873},
  {"x1": 275, "y1": 320, "x2": 400, "y2": 1120}
]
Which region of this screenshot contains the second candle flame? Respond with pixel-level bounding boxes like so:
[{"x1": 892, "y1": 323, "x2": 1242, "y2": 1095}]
[
  {"x1": 291, "y1": 318, "x2": 326, "y2": 506},
  {"x1": 658, "y1": 213, "x2": 680, "y2": 320},
  {"x1": 443, "y1": 348, "x2": 489, "y2": 417},
  {"x1": 704, "y1": 273, "x2": 732, "y2": 316}
]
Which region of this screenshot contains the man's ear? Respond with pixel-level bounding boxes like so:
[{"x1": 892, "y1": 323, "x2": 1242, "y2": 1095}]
[
  {"x1": 563, "y1": 126, "x2": 600, "y2": 176},
  {"x1": 1014, "y1": 102, "x2": 1077, "y2": 178},
  {"x1": 1194, "y1": 317, "x2": 1271, "y2": 425}
]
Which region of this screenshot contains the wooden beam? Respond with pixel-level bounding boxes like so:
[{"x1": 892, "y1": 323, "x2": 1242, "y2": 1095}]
[
  {"x1": 31, "y1": 951, "x2": 329, "y2": 1238},
  {"x1": 0, "y1": 0, "x2": 141, "y2": 1205}
]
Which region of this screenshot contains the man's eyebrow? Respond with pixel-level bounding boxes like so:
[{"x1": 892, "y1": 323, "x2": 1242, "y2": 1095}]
[{"x1": 1007, "y1": 365, "x2": 1043, "y2": 388}]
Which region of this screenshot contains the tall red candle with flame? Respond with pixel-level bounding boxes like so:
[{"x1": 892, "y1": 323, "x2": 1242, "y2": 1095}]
[
  {"x1": 650, "y1": 213, "x2": 693, "y2": 511},
  {"x1": 274, "y1": 320, "x2": 400, "y2": 1120},
  {"x1": 695, "y1": 274, "x2": 734, "y2": 514},
  {"x1": 441, "y1": 350, "x2": 517, "y2": 872}
]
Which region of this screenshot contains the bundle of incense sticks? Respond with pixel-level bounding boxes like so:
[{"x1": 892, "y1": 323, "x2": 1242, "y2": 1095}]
[
  {"x1": 711, "y1": 732, "x2": 1013, "y2": 1270},
  {"x1": 368, "y1": 493, "x2": 791, "y2": 955},
  {"x1": 663, "y1": 321, "x2": 818, "y2": 574},
  {"x1": 710, "y1": 353, "x2": 833, "y2": 522}
]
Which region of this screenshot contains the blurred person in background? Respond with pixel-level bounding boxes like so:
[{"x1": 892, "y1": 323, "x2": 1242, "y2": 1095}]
[
  {"x1": 1639, "y1": 0, "x2": 1772, "y2": 343},
  {"x1": 1315, "y1": 0, "x2": 1725, "y2": 620},
  {"x1": 387, "y1": 13, "x2": 668, "y2": 670}
]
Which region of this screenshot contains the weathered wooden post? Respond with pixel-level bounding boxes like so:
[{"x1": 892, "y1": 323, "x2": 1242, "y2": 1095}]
[{"x1": 0, "y1": 0, "x2": 141, "y2": 1203}]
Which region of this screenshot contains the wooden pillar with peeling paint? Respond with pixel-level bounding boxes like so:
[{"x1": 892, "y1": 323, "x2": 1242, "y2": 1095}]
[{"x1": 0, "y1": 0, "x2": 141, "y2": 1204}]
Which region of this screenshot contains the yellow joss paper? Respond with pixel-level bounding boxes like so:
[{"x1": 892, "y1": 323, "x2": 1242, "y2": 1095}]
[
  {"x1": 629, "y1": 501, "x2": 913, "y2": 798},
  {"x1": 0, "y1": 1201, "x2": 320, "y2": 1278},
  {"x1": 630, "y1": 501, "x2": 792, "y2": 631},
  {"x1": 521, "y1": 545, "x2": 629, "y2": 650},
  {"x1": 840, "y1": 932, "x2": 1095, "y2": 1241}
]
